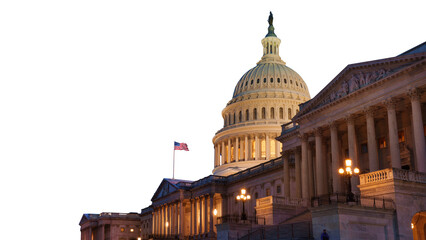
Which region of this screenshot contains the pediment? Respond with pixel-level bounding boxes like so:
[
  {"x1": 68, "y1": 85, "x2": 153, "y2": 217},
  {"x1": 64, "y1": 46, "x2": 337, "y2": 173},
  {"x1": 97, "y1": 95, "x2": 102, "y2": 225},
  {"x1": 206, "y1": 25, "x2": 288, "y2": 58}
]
[
  {"x1": 296, "y1": 52, "x2": 425, "y2": 118},
  {"x1": 151, "y1": 179, "x2": 179, "y2": 201}
]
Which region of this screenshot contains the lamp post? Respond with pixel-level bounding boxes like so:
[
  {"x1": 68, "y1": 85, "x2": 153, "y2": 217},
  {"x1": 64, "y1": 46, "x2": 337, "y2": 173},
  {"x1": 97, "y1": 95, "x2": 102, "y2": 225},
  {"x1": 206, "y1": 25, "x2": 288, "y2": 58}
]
[
  {"x1": 236, "y1": 188, "x2": 251, "y2": 220},
  {"x1": 338, "y1": 159, "x2": 360, "y2": 202}
]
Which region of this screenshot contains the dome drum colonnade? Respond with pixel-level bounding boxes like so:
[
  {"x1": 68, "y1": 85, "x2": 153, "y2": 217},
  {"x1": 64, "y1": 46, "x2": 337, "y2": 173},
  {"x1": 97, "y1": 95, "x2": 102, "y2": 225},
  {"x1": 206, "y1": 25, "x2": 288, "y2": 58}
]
[{"x1": 212, "y1": 12, "x2": 310, "y2": 176}]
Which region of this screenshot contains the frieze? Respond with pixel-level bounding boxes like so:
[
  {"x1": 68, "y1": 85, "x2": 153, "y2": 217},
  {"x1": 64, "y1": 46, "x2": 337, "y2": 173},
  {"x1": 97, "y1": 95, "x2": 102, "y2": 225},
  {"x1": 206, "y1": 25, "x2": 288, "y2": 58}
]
[{"x1": 310, "y1": 68, "x2": 392, "y2": 113}]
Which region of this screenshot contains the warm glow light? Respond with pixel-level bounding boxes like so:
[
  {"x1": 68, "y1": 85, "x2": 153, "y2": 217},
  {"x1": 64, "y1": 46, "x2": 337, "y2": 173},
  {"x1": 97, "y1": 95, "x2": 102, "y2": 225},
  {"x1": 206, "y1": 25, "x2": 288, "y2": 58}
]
[
  {"x1": 236, "y1": 195, "x2": 240, "y2": 200},
  {"x1": 354, "y1": 168, "x2": 360, "y2": 174},
  {"x1": 411, "y1": 223, "x2": 414, "y2": 229},
  {"x1": 241, "y1": 189, "x2": 246, "y2": 195},
  {"x1": 247, "y1": 195, "x2": 251, "y2": 200},
  {"x1": 213, "y1": 209, "x2": 217, "y2": 216},
  {"x1": 130, "y1": 228, "x2": 134, "y2": 232},
  {"x1": 346, "y1": 167, "x2": 351, "y2": 173},
  {"x1": 138, "y1": 238, "x2": 142, "y2": 240},
  {"x1": 165, "y1": 222, "x2": 169, "y2": 227},
  {"x1": 338, "y1": 168, "x2": 344, "y2": 174},
  {"x1": 345, "y1": 159, "x2": 352, "y2": 167}
]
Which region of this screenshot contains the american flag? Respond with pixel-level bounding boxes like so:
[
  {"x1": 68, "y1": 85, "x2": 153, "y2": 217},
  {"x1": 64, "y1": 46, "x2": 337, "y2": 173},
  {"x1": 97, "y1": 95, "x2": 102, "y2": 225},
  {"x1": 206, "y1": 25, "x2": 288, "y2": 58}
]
[{"x1": 174, "y1": 141, "x2": 189, "y2": 151}]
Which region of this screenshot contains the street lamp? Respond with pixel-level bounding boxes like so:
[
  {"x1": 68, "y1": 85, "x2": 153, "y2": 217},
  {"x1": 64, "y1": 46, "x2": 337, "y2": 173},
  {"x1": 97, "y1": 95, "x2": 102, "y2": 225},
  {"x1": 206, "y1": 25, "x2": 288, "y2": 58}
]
[
  {"x1": 338, "y1": 159, "x2": 360, "y2": 202},
  {"x1": 236, "y1": 188, "x2": 251, "y2": 220}
]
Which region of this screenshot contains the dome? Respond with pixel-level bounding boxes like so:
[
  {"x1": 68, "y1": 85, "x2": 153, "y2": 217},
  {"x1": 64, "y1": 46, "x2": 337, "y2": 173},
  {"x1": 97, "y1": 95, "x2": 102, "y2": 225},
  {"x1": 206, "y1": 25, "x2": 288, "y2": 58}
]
[
  {"x1": 212, "y1": 12, "x2": 311, "y2": 176},
  {"x1": 231, "y1": 63, "x2": 310, "y2": 104}
]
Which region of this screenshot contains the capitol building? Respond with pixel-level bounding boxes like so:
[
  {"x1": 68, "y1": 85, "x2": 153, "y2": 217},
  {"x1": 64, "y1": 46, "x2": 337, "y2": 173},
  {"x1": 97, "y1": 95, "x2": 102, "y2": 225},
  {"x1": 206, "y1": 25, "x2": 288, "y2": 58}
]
[{"x1": 80, "y1": 13, "x2": 426, "y2": 240}]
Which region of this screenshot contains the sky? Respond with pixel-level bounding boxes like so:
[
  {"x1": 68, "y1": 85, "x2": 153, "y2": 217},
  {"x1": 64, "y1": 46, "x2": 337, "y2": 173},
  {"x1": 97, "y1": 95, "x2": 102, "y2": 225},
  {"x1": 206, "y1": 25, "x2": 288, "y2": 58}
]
[{"x1": 0, "y1": 0, "x2": 424, "y2": 239}]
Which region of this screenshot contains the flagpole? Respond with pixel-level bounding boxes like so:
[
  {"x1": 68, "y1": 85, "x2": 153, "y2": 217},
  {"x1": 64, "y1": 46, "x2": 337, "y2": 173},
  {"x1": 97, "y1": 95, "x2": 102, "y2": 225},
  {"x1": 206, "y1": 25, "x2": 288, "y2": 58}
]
[{"x1": 173, "y1": 144, "x2": 175, "y2": 179}]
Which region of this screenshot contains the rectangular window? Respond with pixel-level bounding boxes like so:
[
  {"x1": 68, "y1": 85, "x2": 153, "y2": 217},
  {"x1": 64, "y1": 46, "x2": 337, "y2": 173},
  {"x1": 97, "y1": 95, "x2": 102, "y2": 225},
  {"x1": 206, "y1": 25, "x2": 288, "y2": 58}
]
[
  {"x1": 379, "y1": 137, "x2": 387, "y2": 149},
  {"x1": 398, "y1": 131, "x2": 405, "y2": 143},
  {"x1": 276, "y1": 185, "x2": 281, "y2": 194},
  {"x1": 361, "y1": 143, "x2": 368, "y2": 153}
]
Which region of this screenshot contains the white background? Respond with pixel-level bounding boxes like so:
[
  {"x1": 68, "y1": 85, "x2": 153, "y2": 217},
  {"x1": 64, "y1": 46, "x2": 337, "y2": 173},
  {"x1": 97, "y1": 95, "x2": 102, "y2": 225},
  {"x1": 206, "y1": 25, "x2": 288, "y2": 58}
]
[{"x1": 0, "y1": 1, "x2": 424, "y2": 239}]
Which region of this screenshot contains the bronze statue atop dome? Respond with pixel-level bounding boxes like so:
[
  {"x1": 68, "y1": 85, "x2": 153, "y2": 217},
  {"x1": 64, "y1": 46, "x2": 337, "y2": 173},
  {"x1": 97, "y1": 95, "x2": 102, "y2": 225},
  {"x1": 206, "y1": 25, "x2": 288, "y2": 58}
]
[
  {"x1": 266, "y1": 11, "x2": 277, "y2": 37},
  {"x1": 268, "y1": 11, "x2": 273, "y2": 26}
]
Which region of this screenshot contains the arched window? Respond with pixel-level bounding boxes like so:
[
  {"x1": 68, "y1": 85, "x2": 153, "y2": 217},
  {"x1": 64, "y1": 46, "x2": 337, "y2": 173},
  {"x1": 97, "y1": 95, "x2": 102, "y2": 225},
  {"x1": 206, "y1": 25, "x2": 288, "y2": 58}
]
[
  {"x1": 270, "y1": 45, "x2": 272, "y2": 53},
  {"x1": 251, "y1": 79, "x2": 253, "y2": 85},
  {"x1": 270, "y1": 107, "x2": 275, "y2": 119},
  {"x1": 277, "y1": 78, "x2": 280, "y2": 83},
  {"x1": 279, "y1": 107, "x2": 284, "y2": 119},
  {"x1": 263, "y1": 78, "x2": 267, "y2": 83},
  {"x1": 257, "y1": 79, "x2": 260, "y2": 84},
  {"x1": 239, "y1": 111, "x2": 242, "y2": 122},
  {"x1": 233, "y1": 113, "x2": 236, "y2": 124},
  {"x1": 270, "y1": 78, "x2": 273, "y2": 83},
  {"x1": 246, "y1": 109, "x2": 249, "y2": 121},
  {"x1": 284, "y1": 79, "x2": 287, "y2": 83},
  {"x1": 228, "y1": 114, "x2": 232, "y2": 125},
  {"x1": 254, "y1": 108, "x2": 257, "y2": 120},
  {"x1": 288, "y1": 108, "x2": 292, "y2": 120},
  {"x1": 290, "y1": 80, "x2": 293, "y2": 84},
  {"x1": 261, "y1": 107, "x2": 266, "y2": 119}
]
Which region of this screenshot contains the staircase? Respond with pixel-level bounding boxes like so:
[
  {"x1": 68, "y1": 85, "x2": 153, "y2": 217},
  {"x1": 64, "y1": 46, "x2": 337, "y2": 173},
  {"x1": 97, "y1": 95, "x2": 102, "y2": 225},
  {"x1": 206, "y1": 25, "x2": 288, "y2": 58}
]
[{"x1": 238, "y1": 221, "x2": 313, "y2": 240}]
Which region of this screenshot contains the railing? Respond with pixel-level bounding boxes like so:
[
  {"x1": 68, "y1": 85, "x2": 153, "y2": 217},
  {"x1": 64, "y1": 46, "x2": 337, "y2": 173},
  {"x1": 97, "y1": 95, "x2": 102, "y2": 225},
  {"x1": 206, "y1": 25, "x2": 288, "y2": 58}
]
[
  {"x1": 238, "y1": 221, "x2": 313, "y2": 240},
  {"x1": 217, "y1": 214, "x2": 266, "y2": 225},
  {"x1": 311, "y1": 193, "x2": 395, "y2": 210},
  {"x1": 149, "y1": 234, "x2": 179, "y2": 239},
  {"x1": 359, "y1": 168, "x2": 426, "y2": 185},
  {"x1": 256, "y1": 196, "x2": 308, "y2": 207},
  {"x1": 227, "y1": 157, "x2": 283, "y2": 183}
]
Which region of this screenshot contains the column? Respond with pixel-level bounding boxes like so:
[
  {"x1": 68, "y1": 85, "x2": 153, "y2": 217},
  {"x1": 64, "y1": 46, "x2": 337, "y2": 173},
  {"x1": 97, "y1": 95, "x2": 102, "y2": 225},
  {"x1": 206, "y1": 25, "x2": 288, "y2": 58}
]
[
  {"x1": 364, "y1": 107, "x2": 379, "y2": 171},
  {"x1": 346, "y1": 115, "x2": 359, "y2": 192},
  {"x1": 384, "y1": 99, "x2": 401, "y2": 168},
  {"x1": 235, "y1": 137, "x2": 239, "y2": 162},
  {"x1": 329, "y1": 121, "x2": 341, "y2": 193},
  {"x1": 283, "y1": 152, "x2": 290, "y2": 198},
  {"x1": 315, "y1": 128, "x2": 326, "y2": 196},
  {"x1": 193, "y1": 199, "x2": 197, "y2": 235},
  {"x1": 209, "y1": 195, "x2": 214, "y2": 234},
  {"x1": 295, "y1": 148, "x2": 302, "y2": 198},
  {"x1": 198, "y1": 198, "x2": 202, "y2": 236},
  {"x1": 300, "y1": 134, "x2": 309, "y2": 199},
  {"x1": 276, "y1": 140, "x2": 281, "y2": 158},
  {"x1": 204, "y1": 196, "x2": 208, "y2": 234},
  {"x1": 245, "y1": 135, "x2": 249, "y2": 160},
  {"x1": 214, "y1": 144, "x2": 218, "y2": 167},
  {"x1": 266, "y1": 134, "x2": 271, "y2": 160},
  {"x1": 409, "y1": 88, "x2": 426, "y2": 172},
  {"x1": 190, "y1": 200, "x2": 193, "y2": 236},
  {"x1": 227, "y1": 138, "x2": 232, "y2": 163},
  {"x1": 307, "y1": 143, "x2": 314, "y2": 198},
  {"x1": 179, "y1": 201, "x2": 183, "y2": 236},
  {"x1": 255, "y1": 135, "x2": 260, "y2": 160},
  {"x1": 239, "y1": 137, "x2": 244, "y2": 160},
  {"x1": 221, "y1": 142, "x2": 225, "y2": 165}
]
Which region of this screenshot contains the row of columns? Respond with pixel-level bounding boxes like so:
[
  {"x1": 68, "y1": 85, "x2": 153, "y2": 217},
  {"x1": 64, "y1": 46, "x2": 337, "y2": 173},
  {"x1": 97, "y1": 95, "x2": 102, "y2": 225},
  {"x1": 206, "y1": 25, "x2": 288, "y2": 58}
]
[
  {"x1": 224, "y1": 106, "x2": 297, "y2": 127},
  {"x1": 153, "y1": 201, "x2": 183, "y2": 237},
  {"x1": 189, "y1": 195, "x2": 215, "y2": 237},
  {"x1": 283, "y1": 89, "x2": 425, "y2": 200},
  {"x1": 214, "y1": 134, "x2": 281, "y2": 167}
]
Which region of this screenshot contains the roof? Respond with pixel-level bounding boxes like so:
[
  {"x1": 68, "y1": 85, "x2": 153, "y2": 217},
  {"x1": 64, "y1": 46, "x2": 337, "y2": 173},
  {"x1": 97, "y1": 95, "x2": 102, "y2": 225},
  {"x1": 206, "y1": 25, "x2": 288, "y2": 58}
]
[{"x1": 398, "y1": 41, "x2": 426, "y2": 56}]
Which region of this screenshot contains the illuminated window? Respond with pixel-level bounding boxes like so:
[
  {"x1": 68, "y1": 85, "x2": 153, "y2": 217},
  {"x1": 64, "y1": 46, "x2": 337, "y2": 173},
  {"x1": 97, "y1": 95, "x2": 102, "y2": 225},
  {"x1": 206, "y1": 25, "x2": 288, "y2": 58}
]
[
  {"x1": 279, "y1": 108, "x2": 284, "y2": 119},
  {"x1": 261, "y1": 140, "x2": 266, "y2": 158},
  {"x1": 379, "y1": 137, "x2": 387, "y2": 149},
  {"x1": 231, "y1": 146, "x2": 234, "y2": 162},
  {"x1": 270, "y1": 107, "x2": 275, "y2": 119},
  {"x1": 120, "y1": 227, "x2": 125, "y2": 232},
  {"x1": 271, "y1": 140, "x2": 276, "y2": 157},
  {"x1": 398, "y1": 131, "x2": 405, "y2": 143}
]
